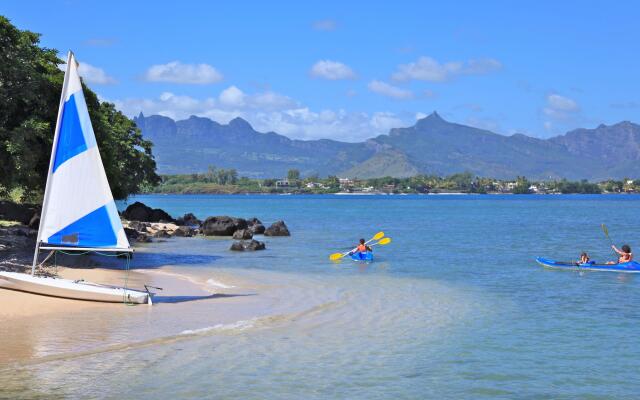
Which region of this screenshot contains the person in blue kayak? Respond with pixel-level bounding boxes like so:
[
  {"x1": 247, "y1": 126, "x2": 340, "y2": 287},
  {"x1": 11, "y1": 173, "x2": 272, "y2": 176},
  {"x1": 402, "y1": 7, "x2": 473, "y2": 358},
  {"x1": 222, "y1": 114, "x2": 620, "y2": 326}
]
[
  {"x1": 350, "y1": 239, "x2": 371, "y2": 255},
  {"x1": 607, "y1": 244, "x2": 633, "y2": 264},
  {"x1": 578, "y1": 252, "x2": 590, "y2": 264}
]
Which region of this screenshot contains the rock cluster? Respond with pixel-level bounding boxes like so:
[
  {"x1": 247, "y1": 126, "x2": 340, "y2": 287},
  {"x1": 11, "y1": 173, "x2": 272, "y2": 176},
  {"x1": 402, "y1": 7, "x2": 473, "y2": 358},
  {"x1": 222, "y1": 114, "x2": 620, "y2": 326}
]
[
  {"x1": 1, "y1": 201, "x2": 290, "y2": 256},
  {"x1": 229, "y1": 239, "x2": 266, "y2": 251},
  {"x1": 121, "y1": 202, "x2": 174, "y2": 222}
]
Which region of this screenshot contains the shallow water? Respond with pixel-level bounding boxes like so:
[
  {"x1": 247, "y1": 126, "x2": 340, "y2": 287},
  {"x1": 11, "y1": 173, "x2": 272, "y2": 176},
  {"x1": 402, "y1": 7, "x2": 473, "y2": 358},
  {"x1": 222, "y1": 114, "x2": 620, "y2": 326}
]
[{"x1": 2, "y1": 194, "x2": 640, "y2": 399}]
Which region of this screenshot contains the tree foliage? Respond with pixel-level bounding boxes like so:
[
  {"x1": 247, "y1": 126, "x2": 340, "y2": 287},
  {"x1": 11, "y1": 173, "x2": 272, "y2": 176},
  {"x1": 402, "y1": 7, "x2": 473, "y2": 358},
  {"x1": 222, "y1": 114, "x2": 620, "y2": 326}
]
[{"x1": 0, "y1": 16, "x2": 158, "y2": 200}]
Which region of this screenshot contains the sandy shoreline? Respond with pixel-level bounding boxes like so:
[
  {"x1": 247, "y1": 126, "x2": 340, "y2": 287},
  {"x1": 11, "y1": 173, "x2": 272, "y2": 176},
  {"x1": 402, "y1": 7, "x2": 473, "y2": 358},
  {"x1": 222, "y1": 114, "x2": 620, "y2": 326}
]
[{"x1": 0, "y1": 259, "x2": 260, "y2": 365}]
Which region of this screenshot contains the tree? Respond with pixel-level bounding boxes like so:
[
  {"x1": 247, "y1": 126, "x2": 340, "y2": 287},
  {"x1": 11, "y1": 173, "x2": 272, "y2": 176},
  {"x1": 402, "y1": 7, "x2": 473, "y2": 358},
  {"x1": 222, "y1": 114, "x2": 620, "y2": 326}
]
[
  {"x1": 287, "y1": 169, "x2": 300, "y2": 181},
  {"x1": 0, "y1": 16, "x2": 158, "y2": 200},
  {"x1": 512, "y1": 176, "x2": 531, "y2": 194}
]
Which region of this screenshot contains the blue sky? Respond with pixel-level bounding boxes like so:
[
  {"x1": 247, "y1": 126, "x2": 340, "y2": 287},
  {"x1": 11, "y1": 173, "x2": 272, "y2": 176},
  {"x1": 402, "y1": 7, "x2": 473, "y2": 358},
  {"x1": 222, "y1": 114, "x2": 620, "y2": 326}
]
[{"x1": 3, "y1": 0, "x2": 639, "y2": 141}]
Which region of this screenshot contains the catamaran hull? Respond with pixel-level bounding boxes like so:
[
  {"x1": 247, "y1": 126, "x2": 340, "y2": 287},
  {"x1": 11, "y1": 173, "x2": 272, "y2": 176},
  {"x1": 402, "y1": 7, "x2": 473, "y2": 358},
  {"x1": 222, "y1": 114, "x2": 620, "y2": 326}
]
[{"x1": 0, "y1": 271, "x2": 149, "y2": 303}]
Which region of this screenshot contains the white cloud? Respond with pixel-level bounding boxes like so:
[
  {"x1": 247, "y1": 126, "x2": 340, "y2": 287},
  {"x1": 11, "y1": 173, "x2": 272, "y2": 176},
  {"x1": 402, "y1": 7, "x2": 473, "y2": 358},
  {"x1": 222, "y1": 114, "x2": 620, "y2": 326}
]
[
  {"x1": 79, "y1": 63, "x2": 117, "y2": 84},
  {"x1": 543, "y1": 94, "x2": 580, "y2": 121},
  {"x1": 392, "y1": 56, "x2": 501, "y2": 82},
  {"x1": 313, "y1": 19, "x2": 337, "y2": 31},
  {"x1": 310, "y1": 60, "x2": 356, "y2": 80},
  {"x1": 60, "y1": 62, "x2": 117, "y2": 85},
  {"x1": 367, "y1": 80, "x2": 414, "y2": 99},
  {"x1": 546, "y1": 94, "x2": 579, "y2": 112},
  {"x1": 144, "y1": 61, "x2": 223, "y2": 84},
  {"x1": 219, "y1": 86, "x2": 246, "y2": 107},
  {"x1": 113, "y1": 87, "x2": 417, "y2": 142}
]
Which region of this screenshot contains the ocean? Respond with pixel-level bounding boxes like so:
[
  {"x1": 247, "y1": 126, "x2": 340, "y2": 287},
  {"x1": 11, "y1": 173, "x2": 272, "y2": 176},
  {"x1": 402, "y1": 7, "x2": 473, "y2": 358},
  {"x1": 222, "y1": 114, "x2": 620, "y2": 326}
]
[{"x1": 2, "y1": 194, "x2": 640, "y2": 399}]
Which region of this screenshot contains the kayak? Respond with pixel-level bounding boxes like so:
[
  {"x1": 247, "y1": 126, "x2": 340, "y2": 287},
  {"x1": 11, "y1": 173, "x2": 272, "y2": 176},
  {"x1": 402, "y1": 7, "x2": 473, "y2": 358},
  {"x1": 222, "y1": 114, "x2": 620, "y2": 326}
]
[
  {"x1": 351, "y1": 252, "x2": 373, "y2": 262},
  {"x1": 536, "y1": 257, "x2": 640, "y2": 273}
]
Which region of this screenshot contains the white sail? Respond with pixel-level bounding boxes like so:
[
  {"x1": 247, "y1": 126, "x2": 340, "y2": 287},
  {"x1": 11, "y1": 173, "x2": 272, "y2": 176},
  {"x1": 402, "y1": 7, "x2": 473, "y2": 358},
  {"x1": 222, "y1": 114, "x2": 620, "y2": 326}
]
[{"x1": 35, "y1": 52, "x2": 129, "y2": 251}]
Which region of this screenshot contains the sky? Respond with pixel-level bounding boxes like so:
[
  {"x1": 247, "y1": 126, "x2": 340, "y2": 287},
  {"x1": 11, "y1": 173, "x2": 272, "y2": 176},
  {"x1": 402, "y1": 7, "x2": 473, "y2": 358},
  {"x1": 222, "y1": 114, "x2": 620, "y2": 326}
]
[{"x1": 3, "y1": 0, "x2": 640, "y2": 141}]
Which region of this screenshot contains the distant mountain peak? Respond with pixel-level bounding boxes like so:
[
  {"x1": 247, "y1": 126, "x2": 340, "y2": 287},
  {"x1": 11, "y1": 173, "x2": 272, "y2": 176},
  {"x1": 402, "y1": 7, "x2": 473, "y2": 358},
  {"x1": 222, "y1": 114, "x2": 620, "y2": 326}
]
[
  {"x1": 229, "y1": 117, "x2": 253, "y2": 130},
  {"x1": 415, "y1": 111, "x2": 447, "y2": 128}
]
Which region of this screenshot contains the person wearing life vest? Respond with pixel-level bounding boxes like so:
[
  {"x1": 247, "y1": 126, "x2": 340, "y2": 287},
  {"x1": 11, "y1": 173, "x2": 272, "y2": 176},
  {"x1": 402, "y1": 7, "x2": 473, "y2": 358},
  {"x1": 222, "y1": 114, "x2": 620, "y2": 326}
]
[
  {"x1": 351, "y1": 238, "x2": 372, "y2": 255},
  {"x1": 606, "y1": 244, "x2": 633, "y2": 264}
]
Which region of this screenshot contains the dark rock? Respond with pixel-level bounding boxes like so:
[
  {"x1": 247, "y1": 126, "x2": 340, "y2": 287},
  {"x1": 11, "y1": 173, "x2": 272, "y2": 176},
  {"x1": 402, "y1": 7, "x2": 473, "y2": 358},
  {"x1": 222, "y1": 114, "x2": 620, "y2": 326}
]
[
  {"x1": 124, "y1": 227, "x2": 139, "y2": 240},
  {"x1": 232, "y1": 229, "x2": 253, "y2": 240},
  {"x1": 153, "y1": 229, "x2": 171, "y2": 238},
  {"x1": 173, "y1": 226, "x2": 196, "y2": 237},
  {"x1": 0, "y1": 201, "x2": 40, "y2": 225},
  {"x1": 176, "y1": 213, "x2": 201, "y2": 227},
  {"x1": 122, "y1": 202, "x2": 174, "y2": 222},
  {"x1": 247, "y1": 218, "x2": 265, "y2": 234},
  {"x1": 230, "y1": 239, "x2": 266, "y2": 251},
  {"x1": 247, "y1": 217, "x2": 262, "y2": 226},
  {"x1": 202, "y1": 216, "x2": 248, "y2": 236},
  {"x1": 124, "y1": 227, "x2": 153, "y2": 243},
  {"x1": 127, "y1": 221, "x2": 151, "y2": 231},
  {"x1": 264, "y1": 220, "x2": 290, "y2": 236}
]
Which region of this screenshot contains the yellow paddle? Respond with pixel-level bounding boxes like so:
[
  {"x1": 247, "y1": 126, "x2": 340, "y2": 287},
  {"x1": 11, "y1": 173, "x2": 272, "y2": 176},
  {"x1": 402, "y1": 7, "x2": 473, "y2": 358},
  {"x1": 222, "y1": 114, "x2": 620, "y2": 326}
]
[
  {"x1": 601, "y1": 223, "x2": 618, "y2": 256},
  {"x1": 370, "y1": 237, "x2": 391, "y2": 246},
  {"x1": 329, "y1": 231, "x2": 384, "y2": 261}
]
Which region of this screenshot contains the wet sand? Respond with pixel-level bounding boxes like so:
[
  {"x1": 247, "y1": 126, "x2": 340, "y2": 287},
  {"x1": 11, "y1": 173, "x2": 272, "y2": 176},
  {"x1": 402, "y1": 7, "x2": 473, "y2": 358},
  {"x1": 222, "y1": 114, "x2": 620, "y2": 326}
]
[{"x1": 0, "y1": 264, "x2": 259, "y2": 365}]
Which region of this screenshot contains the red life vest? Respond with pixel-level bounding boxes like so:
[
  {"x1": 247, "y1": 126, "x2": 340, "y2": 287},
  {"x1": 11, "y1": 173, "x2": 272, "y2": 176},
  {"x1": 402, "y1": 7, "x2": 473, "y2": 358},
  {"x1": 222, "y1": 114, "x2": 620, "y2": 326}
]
[{"x1": 357, "y1": 244, "x2": 367, "y2": 252}]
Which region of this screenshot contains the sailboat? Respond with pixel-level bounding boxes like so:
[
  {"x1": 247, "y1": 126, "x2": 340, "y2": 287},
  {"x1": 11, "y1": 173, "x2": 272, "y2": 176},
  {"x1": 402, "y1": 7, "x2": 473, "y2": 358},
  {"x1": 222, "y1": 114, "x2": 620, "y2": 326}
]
[{"x1": 0, "y1": 52, "x2": 150, "y2": 304}]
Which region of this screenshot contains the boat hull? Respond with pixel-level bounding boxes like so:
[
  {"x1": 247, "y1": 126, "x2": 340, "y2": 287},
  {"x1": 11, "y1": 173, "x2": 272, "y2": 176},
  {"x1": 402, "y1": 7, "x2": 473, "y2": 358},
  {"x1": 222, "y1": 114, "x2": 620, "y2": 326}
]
[
  {"x1": 535, "y1": 257, "x2": 640, "y2": 273},
  {"x1": 0, "y1": 271, "x2": 149, "y2": 303},
  {"x1": 351, "y1": 252, "x2": 373, "y2": 262}
]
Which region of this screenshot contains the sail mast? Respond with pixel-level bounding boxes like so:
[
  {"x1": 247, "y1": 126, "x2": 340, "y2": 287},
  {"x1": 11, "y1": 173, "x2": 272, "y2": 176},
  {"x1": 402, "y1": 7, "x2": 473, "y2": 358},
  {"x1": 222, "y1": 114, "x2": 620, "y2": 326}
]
[{"x1": 31, "y1": 51, "x2": 74, "y2": 275}]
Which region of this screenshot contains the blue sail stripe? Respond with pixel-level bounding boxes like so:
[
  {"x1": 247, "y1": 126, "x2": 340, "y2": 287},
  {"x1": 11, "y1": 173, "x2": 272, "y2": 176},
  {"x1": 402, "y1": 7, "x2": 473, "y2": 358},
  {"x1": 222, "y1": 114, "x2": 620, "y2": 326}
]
[
  {"x1": 46, "y1": 204, "x2": 118, "y2": 248},
  {"x1": 73, "y1": 91, "x2": 97, "y2": 150},
  {"x1": 52, "y1": 93, "x2": 88, "y2": 172}
]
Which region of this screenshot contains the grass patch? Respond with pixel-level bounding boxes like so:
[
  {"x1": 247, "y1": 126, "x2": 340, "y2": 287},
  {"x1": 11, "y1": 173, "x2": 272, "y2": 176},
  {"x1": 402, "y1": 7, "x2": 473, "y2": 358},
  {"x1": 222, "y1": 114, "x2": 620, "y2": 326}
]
[{"x1": 0, "y1": 220, "x2": 21, "y2": 227}]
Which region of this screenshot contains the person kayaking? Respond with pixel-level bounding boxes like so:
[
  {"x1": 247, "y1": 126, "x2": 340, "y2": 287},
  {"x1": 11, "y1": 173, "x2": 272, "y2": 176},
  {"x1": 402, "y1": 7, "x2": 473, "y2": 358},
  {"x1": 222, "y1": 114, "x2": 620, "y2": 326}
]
[
  {"x1": 350, "y1": 238, "x2": 372, "y2": 255},
  {"x1": 578, "y1": 252, "x2": 590, "y2": 264},
  {"x1": 607, "y1": 244, "x2": 633, "y2": 264}
]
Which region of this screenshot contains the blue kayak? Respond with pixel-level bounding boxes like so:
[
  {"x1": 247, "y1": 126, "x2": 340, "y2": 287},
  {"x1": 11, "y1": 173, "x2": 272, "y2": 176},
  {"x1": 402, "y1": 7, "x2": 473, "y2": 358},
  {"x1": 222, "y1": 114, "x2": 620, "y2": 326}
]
[
  {"x1": 536, "y1": 257, "x2": 640, "y2": 273},
  {"x1": 351, "y1": 252, "x2": 373, "y2": 262}
]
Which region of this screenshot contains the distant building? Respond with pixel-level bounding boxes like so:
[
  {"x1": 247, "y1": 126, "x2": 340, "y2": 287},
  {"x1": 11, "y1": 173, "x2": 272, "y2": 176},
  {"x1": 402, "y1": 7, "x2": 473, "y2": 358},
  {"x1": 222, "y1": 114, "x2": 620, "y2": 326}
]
[
  {"x1": 339, "y1": 178, "x2": 354, "y2": 188},
  {"x1": 276, "y1": 179, "x2": 290, "y2": 188}
]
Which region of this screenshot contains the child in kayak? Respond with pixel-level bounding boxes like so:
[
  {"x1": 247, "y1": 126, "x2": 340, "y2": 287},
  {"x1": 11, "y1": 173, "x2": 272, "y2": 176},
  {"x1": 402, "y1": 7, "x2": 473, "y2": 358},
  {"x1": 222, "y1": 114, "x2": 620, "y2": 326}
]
[
  {"x1": 578, "y1": 252, "x2": 590, "y2": 264},
  {"x1": 607, "y1": 244, "x2": 632, "y2": 264},
  {"x1": 350, "y1": 238, "x2": 372, "y2": 255}
]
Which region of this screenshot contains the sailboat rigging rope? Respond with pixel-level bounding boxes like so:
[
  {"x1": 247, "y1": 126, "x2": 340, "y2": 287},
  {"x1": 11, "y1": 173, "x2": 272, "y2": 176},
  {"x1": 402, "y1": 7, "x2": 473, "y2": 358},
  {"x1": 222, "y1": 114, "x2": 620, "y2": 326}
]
[{"x1": 47, "y1": 249, "x2": 134, "y2": 305}]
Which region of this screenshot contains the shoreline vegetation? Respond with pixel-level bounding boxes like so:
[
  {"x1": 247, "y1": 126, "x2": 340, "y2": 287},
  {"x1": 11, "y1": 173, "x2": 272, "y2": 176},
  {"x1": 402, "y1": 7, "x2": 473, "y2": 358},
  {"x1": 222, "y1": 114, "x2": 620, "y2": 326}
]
[{"x1": 146, "y1": 168, "x2": 640, "y2": 195}]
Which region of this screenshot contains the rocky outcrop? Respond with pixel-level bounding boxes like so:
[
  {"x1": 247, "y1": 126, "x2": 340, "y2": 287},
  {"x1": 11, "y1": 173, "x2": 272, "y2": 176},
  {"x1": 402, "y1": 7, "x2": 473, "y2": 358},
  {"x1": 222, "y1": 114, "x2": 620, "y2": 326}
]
[
  {"x1": 176, "y1": 213, "x2": 201, "y2": 227},
  {"x1": 122, "y1": 202, "x2": 174, "y2": 222},
  {"x1": 232, "y1": 229, "x2": 253, "y2": 240},
  {"x1": 229, "y1": 239, "x2": 266, "y2": 251},
  {"x1": 172, "y1": 226, "x2": 197, "y2": 237},
  {"x1": 247, "y1": 217, "x2": 265, "y2": 234},
  {"x1": 202, "y1": 216, "x2": 248, "y2": 236},
  {"x1": 264, "y1": 220, "x2": 290, "y2": 236}
]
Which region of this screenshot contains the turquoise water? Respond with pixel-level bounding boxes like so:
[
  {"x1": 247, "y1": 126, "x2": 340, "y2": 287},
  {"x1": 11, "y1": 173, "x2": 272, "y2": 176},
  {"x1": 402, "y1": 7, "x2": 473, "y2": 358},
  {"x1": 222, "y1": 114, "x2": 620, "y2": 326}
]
[{"x1": 3, "y1": 194, "x2": 640, "y2": 399}]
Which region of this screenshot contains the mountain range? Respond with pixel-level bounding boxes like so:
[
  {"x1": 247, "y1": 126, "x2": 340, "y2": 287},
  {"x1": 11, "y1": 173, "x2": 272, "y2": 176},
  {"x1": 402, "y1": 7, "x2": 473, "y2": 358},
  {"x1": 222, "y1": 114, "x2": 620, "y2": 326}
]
[{"x1": 133, "y1": 112, "x2": 640, "y2": 181}]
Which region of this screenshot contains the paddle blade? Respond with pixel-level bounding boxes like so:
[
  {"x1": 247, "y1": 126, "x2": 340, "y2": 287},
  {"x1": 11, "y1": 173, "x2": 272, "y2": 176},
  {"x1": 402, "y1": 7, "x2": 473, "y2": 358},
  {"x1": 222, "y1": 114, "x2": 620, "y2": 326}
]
[
  {"x1": 372, "y1": 231, "x2": 385, "y2": 241},
  {"x1": 377, "y1": 238, "x2": 391, "y2": 245},
  {"x1": 601, "y1": 223, "x2": 609, "y2": 237},
  {"x1": 329, "y1": 253, "x2": 345, "y2": 261}
]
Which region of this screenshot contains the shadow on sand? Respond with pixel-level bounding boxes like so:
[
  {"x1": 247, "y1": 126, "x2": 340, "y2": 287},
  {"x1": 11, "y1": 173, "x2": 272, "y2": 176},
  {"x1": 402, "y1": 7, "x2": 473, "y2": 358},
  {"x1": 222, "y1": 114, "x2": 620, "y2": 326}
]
[{"x1": 152, "y1": 293, "x2": 255, "y2": 304}]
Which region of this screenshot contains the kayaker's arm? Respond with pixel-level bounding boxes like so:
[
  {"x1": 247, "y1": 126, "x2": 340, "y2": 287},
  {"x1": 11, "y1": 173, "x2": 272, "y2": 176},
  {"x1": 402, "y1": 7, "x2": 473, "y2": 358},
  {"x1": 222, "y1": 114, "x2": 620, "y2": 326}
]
[{"x1": 612, "y1": 245, "x2": 623, "y2": 255}]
